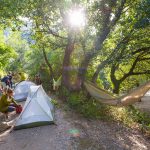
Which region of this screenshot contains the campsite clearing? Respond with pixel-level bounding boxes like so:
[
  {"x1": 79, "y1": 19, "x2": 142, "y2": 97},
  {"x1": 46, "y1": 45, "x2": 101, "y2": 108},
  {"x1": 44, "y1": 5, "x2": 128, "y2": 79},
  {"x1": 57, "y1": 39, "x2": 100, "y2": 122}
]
[{"x1": 0, "y1": 98, "x2": 150, "y2": 150}]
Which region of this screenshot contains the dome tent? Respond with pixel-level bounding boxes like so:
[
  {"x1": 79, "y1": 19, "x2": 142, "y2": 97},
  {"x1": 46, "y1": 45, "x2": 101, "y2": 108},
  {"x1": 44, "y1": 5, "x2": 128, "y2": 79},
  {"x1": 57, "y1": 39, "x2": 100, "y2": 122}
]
[
  {"x1": 143, "y1": 90, "x2": 150, "y2": 97},
  {"x1": 14, "y1": 81, "x2": 36, "y2": 102},
  {"x1": 14, "y1": 85, "x2": 54, "y2": 130}
]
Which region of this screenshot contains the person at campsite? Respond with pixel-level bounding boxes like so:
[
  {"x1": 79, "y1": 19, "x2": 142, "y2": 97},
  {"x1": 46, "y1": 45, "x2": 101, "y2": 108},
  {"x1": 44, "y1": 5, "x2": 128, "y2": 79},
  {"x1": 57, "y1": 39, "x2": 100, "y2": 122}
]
[
  {"x1": 0, "y1": 88, "x2": 19, "y2": 119},
  {"x1": 35, "y1": 74, "x2": 42, "y2": 85},
  {"x1": 0, "y1": 84, "x2": 3, "y2": 98},
  {"x1": 8, "y1": 72, "x2": 13, "y2": 88},
  {"x1": 1, "y1": 75, "x2": 10, "y2": 89}
]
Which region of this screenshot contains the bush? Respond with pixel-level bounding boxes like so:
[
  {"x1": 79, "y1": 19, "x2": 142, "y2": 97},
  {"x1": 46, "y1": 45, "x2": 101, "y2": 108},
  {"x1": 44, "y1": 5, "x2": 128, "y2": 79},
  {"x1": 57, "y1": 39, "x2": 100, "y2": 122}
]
[{"x1": 81, "y1": 101, "x2": 110, "y2": 119}]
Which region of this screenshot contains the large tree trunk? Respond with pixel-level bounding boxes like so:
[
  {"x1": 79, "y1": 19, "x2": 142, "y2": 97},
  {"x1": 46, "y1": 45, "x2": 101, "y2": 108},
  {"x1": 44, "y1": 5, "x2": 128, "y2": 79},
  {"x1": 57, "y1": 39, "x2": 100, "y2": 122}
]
[
  {"x1": 112, "y1": 82, "x2": 120, "y2": 94},
  {"x1": 63, "y1": 0, "x2": 126, "y2": 91},
  {"x1": 77, "y1": 28, "x2": 111, "y2": 89},
  {"x1": 90, "y1": 0, "x2": 127, "y2": 85},
  {"x1": 76, "y1": 53, "x2": 92, "y2": 89},
  {"x1": 110, "y1": 64, "x2": 120, "y2": 94},
  {"x1": 62, "y1": 34, "x2": 75, "y2": 90}
]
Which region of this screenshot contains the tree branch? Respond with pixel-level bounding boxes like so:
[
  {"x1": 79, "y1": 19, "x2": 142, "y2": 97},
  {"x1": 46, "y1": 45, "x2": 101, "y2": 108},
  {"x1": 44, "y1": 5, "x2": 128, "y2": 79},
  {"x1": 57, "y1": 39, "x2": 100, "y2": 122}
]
[
  {"x1": 41, "y1": 46, "x2": 54, "y2": 79},
  {"x1": 36, "y1": 29, "x2": 67, "y2": 39},
  {"x1": 132, "y1": 47, "x2": 150, "y2": 55},
  {"x1": 132, "y1": 70, "x2": 150, "y2": 75},
  {"x1": 111, "y1": 0, "x2": 126, "y2": 27}
]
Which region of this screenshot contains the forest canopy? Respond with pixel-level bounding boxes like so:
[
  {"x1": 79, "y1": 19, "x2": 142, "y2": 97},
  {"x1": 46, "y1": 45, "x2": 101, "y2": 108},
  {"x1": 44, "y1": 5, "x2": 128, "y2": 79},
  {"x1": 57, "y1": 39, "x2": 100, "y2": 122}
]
[{"x1": 0, "y1": 0, "x2": 150, "y2": 94}]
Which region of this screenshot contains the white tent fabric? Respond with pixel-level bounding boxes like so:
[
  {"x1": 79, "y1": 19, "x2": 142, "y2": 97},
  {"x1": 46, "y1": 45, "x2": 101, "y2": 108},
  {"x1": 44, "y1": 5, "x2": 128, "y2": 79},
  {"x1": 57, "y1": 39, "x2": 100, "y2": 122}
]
[
  {"x1": 143, "y1": 90, "x2": 150, "y2": 96},
  {"x1": 14, "y1": 85, "x2": 54, "y2": 130},
  {"x1": 14, "y1": 81, "x2": 36, "y2": 102}
]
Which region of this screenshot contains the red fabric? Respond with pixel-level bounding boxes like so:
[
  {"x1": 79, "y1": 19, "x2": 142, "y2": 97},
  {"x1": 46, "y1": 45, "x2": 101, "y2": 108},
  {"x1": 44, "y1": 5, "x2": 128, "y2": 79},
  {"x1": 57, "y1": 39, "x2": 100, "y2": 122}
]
[{"x1": 16, "y1": 105, "x2": 22, "y2": 114}]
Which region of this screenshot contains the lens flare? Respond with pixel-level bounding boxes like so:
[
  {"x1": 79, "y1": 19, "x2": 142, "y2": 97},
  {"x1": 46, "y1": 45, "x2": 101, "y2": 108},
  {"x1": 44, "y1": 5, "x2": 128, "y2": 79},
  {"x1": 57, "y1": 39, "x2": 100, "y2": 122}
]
[{"x1": 68, "y1": 128, "x2": 80, "y2": 137}]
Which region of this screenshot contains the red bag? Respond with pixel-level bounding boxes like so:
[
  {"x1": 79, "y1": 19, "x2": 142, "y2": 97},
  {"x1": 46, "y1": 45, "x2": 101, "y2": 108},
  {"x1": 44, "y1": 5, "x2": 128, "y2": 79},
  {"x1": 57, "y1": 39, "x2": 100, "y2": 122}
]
[{"x1": 16, "y1": 105, "x2": 22, "y2": 114}]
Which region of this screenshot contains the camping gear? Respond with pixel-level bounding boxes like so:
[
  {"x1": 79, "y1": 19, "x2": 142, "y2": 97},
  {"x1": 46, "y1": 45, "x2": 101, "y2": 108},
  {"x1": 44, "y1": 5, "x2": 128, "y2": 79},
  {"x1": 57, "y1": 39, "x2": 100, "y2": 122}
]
[
  {"x1": 53, "y1": 76, "x2": 61, "y2": 90},
  {"x1": 14, "y1": 81, "x2": 36, "y2": 102},
  {"x1": 14, "y1": 85, "x2": 54, "y2": 130},
  {"x1": 15, "y1": 105, "x2": 22, "y2": 114},
  {"x1": 143, "y1": 90, "x2": 150, "y2": 97},
  {"x1": 84, "y1": 81, "x2": 150, "y2": 106}
]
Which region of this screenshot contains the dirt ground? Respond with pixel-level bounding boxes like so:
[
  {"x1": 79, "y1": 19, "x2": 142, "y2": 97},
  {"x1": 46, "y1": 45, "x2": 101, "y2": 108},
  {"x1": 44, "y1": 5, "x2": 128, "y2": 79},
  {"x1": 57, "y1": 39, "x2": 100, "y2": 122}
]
[{"x1": 0, "y1": 100, "x2": 150, "y2": 150}]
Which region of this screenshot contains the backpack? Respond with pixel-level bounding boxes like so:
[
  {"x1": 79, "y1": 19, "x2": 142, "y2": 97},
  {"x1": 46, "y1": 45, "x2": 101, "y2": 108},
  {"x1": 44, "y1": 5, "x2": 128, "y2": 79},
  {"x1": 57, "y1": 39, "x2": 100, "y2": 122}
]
[
  {"x1": 1, "y1": 76, "x2": 9, "y2": 83},
  {"x1": 16, "y1": 105, "x2": 23, "y2": 114}
]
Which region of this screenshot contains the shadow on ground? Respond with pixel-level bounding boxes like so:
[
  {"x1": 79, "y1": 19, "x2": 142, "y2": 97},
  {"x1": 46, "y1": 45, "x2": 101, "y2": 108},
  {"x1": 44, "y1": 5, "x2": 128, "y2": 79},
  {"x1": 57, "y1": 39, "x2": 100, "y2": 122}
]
[{"x1": 0, "y1": 99, "x2": 150, "y2": 150}]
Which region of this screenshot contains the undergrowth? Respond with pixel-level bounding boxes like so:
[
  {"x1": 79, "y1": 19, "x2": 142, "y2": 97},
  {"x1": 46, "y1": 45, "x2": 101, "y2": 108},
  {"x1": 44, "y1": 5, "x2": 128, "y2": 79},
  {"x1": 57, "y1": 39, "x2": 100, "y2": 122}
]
[{"x1": 58, "y1": 87, "x2": 150, "y2": 135}]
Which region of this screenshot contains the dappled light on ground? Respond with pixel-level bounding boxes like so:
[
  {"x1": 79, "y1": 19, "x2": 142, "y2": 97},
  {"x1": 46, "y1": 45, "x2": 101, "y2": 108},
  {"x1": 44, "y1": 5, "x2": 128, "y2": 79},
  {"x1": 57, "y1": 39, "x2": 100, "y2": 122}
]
[
  {"x1": 0, "y1": 100, "x2": 150, "y2": 150},
  {"x1": 128, "y1": 135, "x2": 148, "y2": 150}
]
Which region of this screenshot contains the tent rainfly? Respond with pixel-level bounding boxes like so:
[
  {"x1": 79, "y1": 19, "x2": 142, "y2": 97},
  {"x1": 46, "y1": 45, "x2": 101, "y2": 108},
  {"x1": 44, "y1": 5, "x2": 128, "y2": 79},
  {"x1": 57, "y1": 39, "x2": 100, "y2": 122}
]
[
  {"x1": 14, "y1": 85, "x2": 54, "y2": 130},
  {"x1": 14, "y1": 81, "x2": 36, "y2": 102}
]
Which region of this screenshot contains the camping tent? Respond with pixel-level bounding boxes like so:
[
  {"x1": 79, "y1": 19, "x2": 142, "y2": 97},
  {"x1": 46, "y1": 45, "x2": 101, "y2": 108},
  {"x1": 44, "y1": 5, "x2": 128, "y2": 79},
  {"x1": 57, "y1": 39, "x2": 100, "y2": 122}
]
[
  {"x1": 143, "y1": 90, "x2": 150, "y2": 97},
  {"x1": 14, "y1": 81, "x2": 36, "y2": 102},
  {"x1": 14, "y1": 85, "x2": 54, "y2": 130}
]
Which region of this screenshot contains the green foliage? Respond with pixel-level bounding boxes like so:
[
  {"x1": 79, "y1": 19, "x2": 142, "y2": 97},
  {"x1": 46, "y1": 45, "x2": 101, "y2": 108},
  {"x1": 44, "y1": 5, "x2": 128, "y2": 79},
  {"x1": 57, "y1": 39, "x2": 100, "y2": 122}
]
[
  {"x1": 59, "y1": 87, "x2": 84, "y2": 107},
  {"x1": 89, "y1": 0, "x2": 150, "y2": 94},
  {"x1": 1, "y1": 0, "x2": 149, "y2": 94},
  {"x1": 0, "y1": 70, "x2": 5, "y2": 79},
  {"x1": 39, "y1": 65, "x2": 50, "y2": 90},
  {"x1": 109, "y1": 105, "x2": 150, "y2": 134},
  {"x1": 134, "y1": 0, "x2": 150, "y2": 29},
  {"x1": 127, "y1": 106, "x2": 150, "y2": 126},
  {"x1": 59, "y1": 87, "x2": 111, "y2": 119},
  {"x1": 24, "y1": 47, "x2": 44, "y2": 76},
  {"x1": 80, "y1": 101, "x2": 110, "y2": 119},
  {"x1": 51, "y1": 99, "x2": 58, "y2": 106},
  {"x1": 58, "y1": 87, "x2": 150, "y2": 134},
  {"x1": 67, "y1": 92, "x2": 85, "y2": 108},
  {"x1": 5, "y1": 31, "x2": 30, "y2": 72},
  {"x1": 0, "y1": 0, "x2": 150, "y2": 134},
  {"x1": 0, "y1": 43, "x2": 16, "y2": 70}
]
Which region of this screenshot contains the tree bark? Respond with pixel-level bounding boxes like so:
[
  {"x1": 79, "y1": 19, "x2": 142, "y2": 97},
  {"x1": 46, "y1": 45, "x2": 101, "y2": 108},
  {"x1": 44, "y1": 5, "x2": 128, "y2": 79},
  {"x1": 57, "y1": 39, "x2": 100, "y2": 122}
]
[
  {"x1": 77, "y1": 0, "x2": 126, "y2": 89},
  {"x1": 76, "y1": 26, "x2": 111, "y2": 87},
  {"x1": 110, "y1": 64, "x2": 120, "y2": 94},
  {"x1": 41, "y1": 47, "x2": 54, "y2": 78},
  {"x1": 110, "y1": 51, "x2": 148, "y2": 94},
  {"x1": 112, "y1": 82, "x2": 120, "y2": 94},
  {"x1": 62, "y1": 33, "x2": 75, "y2": 90},
  {"x1": 92, "y1": 29, "x2": 134, "y2": 84}
]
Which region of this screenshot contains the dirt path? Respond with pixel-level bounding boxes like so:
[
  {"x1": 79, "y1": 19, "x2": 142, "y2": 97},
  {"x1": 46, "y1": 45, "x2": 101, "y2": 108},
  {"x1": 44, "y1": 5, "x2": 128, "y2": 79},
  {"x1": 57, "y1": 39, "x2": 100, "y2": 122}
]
[{"x1": 0, "y1": 101, "x2": 150, "y2": 150}]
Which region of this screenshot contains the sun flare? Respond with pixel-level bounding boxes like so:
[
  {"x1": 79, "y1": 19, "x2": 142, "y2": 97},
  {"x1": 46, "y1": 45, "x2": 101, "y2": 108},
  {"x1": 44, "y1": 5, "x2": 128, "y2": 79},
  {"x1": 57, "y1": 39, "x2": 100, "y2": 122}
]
[{"x1": 67, "y1": 8, "x2": 86, "y2": 28}]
